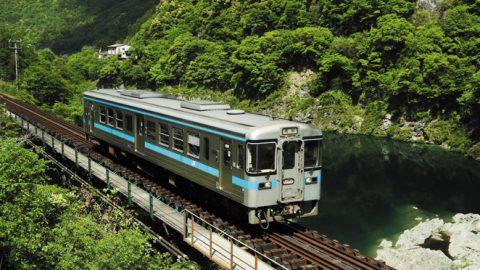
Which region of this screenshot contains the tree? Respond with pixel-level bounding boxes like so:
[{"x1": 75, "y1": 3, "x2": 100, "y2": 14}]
[
  {"x1": 309, "y1": 0, "x2": 415, "y2": 34},
  {"x1": 0, "y1": 139, "x2": 48, "y2": 202},
  {"x1": 97, "y1": 57, "x2": 124, "y2": 89},
  {"x1": 66, "y1": 47, "x2": 104, "y2": 81},
  {"x1": 19, "y1": 49, "x2": 77, "y2": 105},
  {"x1": 0, "y1": 24, "x2": 13, "y2": 81},
  {"x1": 231, "y1": 35, "x2": 284, "y2": 98},
  {"x1": 0, "y1": 137, "x2": 197, "y2": 269}
]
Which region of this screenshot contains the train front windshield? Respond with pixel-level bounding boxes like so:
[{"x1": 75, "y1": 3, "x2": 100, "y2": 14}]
[{"x1": 247, "y1": 142, "x2": 276, "y2": 174}]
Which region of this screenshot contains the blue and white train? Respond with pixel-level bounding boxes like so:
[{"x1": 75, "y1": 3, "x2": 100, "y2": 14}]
[{"x1": 83, "y1": 89, "x2": 322, "y2": 225}]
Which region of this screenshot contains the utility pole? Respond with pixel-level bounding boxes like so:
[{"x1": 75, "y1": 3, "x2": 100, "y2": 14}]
[{"x1": 8, "y1": 39, "x2": 22, "y2": 89}]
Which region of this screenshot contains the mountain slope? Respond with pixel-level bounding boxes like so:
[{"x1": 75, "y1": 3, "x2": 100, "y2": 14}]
[
  {"x1": 0, "y1": 0, "x2": 157, "y2": 53},
  {"x1": 108, "y1": 0, "x2": 478, "y2": 158}
]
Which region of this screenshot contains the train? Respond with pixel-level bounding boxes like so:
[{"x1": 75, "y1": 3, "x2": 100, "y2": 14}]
[{"x1": 83, "y1": 89, "x2": 322, "y2": 225}]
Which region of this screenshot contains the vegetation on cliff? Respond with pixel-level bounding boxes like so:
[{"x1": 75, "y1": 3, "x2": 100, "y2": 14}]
[
  {"x1": 0, "y1": 0, "x2": 479, "y2": 159},
  {"x1": 0, "y1": 0, "x2": 157, "y2": 53}
]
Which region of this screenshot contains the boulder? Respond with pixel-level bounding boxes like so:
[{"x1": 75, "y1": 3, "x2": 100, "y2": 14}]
[
  {"x1": 377, "y1": 214, "x2": 480, "y2": 270},
  {"x1": 395, "y1": 218, "x2": 444, "y2": 248},
  {"x1": 376, "y1": 246, "x2": 451, "y2": 270},
  {"x1": 443, "y1": 214, "x2": 480, "y2": 267}
]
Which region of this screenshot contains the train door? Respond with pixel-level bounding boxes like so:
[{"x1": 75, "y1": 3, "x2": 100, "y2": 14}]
[
  {"x1": 279, "y1": 139, "x2": 304, "y2": 202},
  {"x1": 87, "y1": 104, "x2": 94, "y2": 133},
  {"x1": 135, "y1": 115, "x2": 145, "y2": 152},
  {"x1": 84, "y1": 102, "x2": 94, "y2": 133},
  {"x1": 219, "y1": 139, "x2": 233, "y2": 190}
]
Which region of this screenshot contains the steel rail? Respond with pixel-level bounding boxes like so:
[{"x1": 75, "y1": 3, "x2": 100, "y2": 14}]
[
  {"x1": 293, "y1": 231, "x2": 380, "y2": 270},
  {"x1": 268, "y1": 232, "x2": 346, "y2": 270},
  {"x1": 0, "y1": 93, "x2": 87, "y2": 140}
]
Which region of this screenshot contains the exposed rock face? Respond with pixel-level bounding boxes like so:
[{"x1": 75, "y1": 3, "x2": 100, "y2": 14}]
[
  {"x1": 286, "y1": 69, "x2": 314, "y2": 97},
  {"x1": 376, "y1": 214, "x2": 480, "y2": 270},
  {"x1": 417, "y1": 0, "x2": 440, "y2": 12}
]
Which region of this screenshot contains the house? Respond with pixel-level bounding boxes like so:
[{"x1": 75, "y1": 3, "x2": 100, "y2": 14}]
[{"x1": 98, "y1": 44, "x2": 131, "y2": 60}]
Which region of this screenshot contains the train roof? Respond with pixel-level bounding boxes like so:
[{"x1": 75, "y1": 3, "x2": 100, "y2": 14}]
[{"x1": 83, "y1": 89, "x2": 322, "y2": 140}]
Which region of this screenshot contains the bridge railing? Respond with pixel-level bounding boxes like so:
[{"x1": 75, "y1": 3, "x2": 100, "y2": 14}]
[{"x1": 182, "y1": 209, "x2": 288, "y2": 270}]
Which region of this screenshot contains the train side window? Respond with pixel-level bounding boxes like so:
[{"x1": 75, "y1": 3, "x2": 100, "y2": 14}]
[
  {"x1": 146, "y1": 121, "x2": 157, "y2": 142},
  {"x1": 115, "y1": 110, "x2": 124, "y2": 130},
  {"x1": 125, "y1": 114, "x2": 133, "y2": 132},
  {"x1": 237, "y1": 145, "x2": 244, "y2": 169},
  {"x1": 107, "y1": 108, "x2": 114, "y2": 126},
  {"x1": 204, "y1": 138, "x2": 210, "y2": 161},
  {"x1": 223, "y1": 144, "x2": 231, "y2": 166},
  {"x1": 99, "y1": 106, "x2": 106, "y2": 123},
  {"x1": 187, "y1": 132, "x2": 200, "y2": 158},
  {"x1": 159, "y1": 123, "x2": 170, "y2": 147},
  {"x1": 172, "y1": 127, "x2": 184, "y2": 152}
]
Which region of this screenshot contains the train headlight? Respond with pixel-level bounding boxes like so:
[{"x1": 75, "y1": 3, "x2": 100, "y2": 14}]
[
  {"x1": 259, "y1": 181, "x2": 272, "y2": 190},
  {"x1": 305, "y1": 177, "x2": 318, "y2": 185}
]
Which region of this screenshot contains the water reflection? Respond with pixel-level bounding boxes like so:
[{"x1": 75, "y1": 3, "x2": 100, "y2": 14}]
[{"x1": 298, "y1": 132, "x2": 480, "y2": 256}]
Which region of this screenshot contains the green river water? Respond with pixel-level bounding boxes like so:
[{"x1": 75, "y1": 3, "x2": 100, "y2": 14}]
[{"x1": 297, "y1": 132, "x2": 480, "y2": 257}]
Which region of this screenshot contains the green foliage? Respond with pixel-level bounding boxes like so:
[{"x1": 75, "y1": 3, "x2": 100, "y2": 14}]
[
  {"x1": 359, "y1": 101, "x2": 388, "y2": 136},
  {"x1": 5, "y1": 0, "x2": 480, "y2": 155},
  {"x1": 19, "y1": 49, "x2": 84, "y2": 105},
  {"x1": 98, "y1": 57, "x2": 124, "y2": 89},
  {"x1": 0, "y1": 136, "x2": 196, "y2": 269},
  {"x1": 467, "y1": 142, "x2": 480, "y2": 161},
  {"x1": 311, "y1": 51, "x2": 355, "y2": 96},
  {"x1": 230, "y1": 35, "x2": 284, "y2": 98},
  {"x1": 0, "y1": 139, "x2": 48, "y2": 202},
  {"x1": 45, "y1": 216, "x2": 192, "y2": 270},
  {"x1": 386, "y1": 124, "x2": 413, "y2": 141},
  {"x1": 424, "y1": 118, "x2": 472, "y2": 151},
  {"x1": 0, "y1": 81, "x2": 36, "y2": 104},
  {"x1": 149, "y1": 34, "x2": 234, "y2": 90},
  {"x1": 0, "y1": 23, "x2": 38, "y2": 82},
  {"x1": 311, "y1": 0, "x2": 415, "y2": 34},
  {"x1": 0, "y1": 24, "x2": 13, "y2": 81},
  {"x1": 49, "y1": 99, "x2": 84, "y2": 125},
  {"x1": 66, "y1": 47, "x2": 105, "y2": 81},
  {"x1": 0, "y1": 0, "x2": 158, "y2": 53},
  {"x1": 313, "y1": 90, "x2": 363, "y2": 132},
  {"x1": 0, "y1": 105, "x2": 21, "y2": 137}
]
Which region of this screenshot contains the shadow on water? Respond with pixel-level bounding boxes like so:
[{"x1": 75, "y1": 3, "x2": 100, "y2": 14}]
[{"x1": 298, "y1": 132, "x2": 480, "y2": 257}]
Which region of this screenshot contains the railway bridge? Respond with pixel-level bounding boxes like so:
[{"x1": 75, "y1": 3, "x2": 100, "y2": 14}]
[{"x1": 0, "y1": 93, "x2": 392, "y2": 270}]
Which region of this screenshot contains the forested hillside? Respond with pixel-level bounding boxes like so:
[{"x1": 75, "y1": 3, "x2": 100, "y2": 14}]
[
  {"x1": 0, "y1": 0, "x2": 157, "y2": 53},
  {"x1": 0, "y1": 0, "x2": 479, "y2": 159},
  {"x1": 98, "y1": 0, "x2": 479, "y2": 158}
]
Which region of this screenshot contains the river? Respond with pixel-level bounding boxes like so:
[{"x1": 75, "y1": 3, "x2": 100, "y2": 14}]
[{"x1": 297, "y1": 132, "x2": 480, "y2": 257}]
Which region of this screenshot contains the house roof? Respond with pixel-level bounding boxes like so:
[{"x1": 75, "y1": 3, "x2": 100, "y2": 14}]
[{"x1": 107, "y1": 44, "x2": 130, "y2": 48}]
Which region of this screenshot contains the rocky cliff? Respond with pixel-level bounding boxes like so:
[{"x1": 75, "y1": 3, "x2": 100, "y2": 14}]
[{"x1": 377, "y1": 214, "x2": 480, "y2": 269}]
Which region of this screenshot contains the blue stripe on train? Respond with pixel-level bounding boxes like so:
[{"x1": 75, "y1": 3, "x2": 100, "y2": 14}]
[
  {"x1": 146, "y1": 143, "x2": 262, "y2": 190},
  {"x1": 232, "y1": 176, "x2": 278, "y2": 190},
  {"x1": 232, "y1": 176, "x2": 259, "y2": 190},
  {"x1": 84, "y1": 96, "x2": 246, "y2": 142},
  {"x1": 94, "y1": 122, "x2": 135, "y2": 143},
  {"x1": 144, "y1": 142, "x2": 220, "y2": 177},
  {"x1": 93, "y1": 121, "x2": 260, "y2": 190}
]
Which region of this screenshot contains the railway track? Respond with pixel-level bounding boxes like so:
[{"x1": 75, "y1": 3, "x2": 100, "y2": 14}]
[{"x1": 0, "y1": 93, "x2": 393, "y2": 270}]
